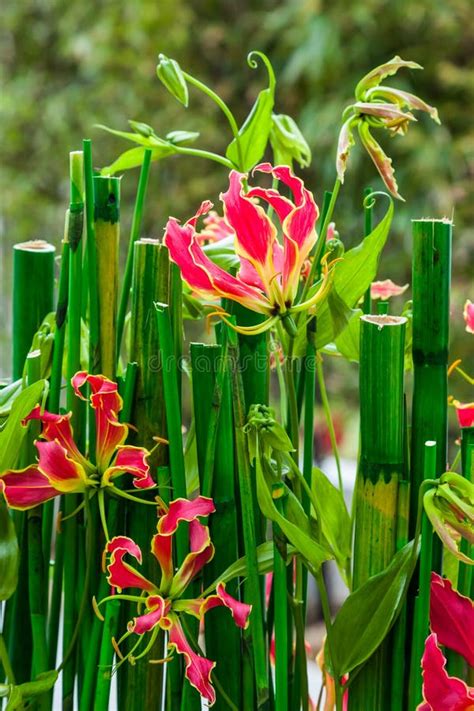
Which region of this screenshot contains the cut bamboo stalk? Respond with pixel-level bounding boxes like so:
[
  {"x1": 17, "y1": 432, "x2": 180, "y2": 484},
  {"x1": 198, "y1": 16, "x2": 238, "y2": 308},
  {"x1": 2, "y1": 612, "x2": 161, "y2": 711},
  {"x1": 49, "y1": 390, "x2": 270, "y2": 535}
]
[
  {"x1": 12, "y1": 240, "x2": 55, "y2": 379},
  {"x1": 93, "y1": 175, "x2": 120, "y2": 379},
  {"x1": 351, "y1": 314, "x2": 407, "y2": 710},
  {"x1": 272, "y1": 483, "x2": 289, "y2": 711},
  {"x1": 83, "y1": 139, "x2": 100, "y2": 376},
  {"x1": 410, "y1": 219, "x2": 452, "y2": 553}
]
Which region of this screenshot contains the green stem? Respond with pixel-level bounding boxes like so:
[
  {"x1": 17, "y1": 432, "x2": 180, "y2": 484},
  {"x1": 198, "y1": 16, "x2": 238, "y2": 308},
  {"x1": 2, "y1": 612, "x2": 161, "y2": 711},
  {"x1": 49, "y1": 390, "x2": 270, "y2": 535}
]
[
  {"x1": 315, "y1": 568, "x2": 342, "y2": 711},
  {"x1": 362, "y1": 186, "x2": 373, "y2": 314},
  {"x1": 316, "y1": 355, "x2": 343, "y2": 494},
  {"x1": 116, "y1": 149, "x2": 152, "y2": 362},
  {"x1": 272, "y1": 485, "x2": 289, "y2": 711},
  {"x1": 0, "y1": 634, "x2": 15, "y2": 685},
  {"x1": 172, "y1": 145, "x2": 234, "y2": 169}
]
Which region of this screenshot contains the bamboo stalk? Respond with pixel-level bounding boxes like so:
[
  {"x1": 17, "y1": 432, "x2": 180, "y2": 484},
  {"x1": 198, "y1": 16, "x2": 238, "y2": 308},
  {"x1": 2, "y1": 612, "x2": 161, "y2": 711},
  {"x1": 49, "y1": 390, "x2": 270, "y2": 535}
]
[
  {"x1": 408, "y1": 442, "x2": 437, "y2": 710},
  {"x1": 93, "y1": 175, "x2": 120, "y2": 379},
  {"x1": 12, "y1": 240, "x2": 55, "y2": 379},
  {"x1": 272, "y1": 484, "x2": 289, "y2": 711},
  {"x1": 83, "y1": 139, "x2": 100, "y2": 376},
  {"x1": 191, "y1": 342, "x2": 241, "y2": 710},
  {"x1": 390, "y1": 479, "x2": 410, "y2": 711},
  {"x1": 116, "y1": 149, "x2": 152, "y2": 361},
  {"x1": 351, "y1": 314, "x2": 407, "y2": 710}
]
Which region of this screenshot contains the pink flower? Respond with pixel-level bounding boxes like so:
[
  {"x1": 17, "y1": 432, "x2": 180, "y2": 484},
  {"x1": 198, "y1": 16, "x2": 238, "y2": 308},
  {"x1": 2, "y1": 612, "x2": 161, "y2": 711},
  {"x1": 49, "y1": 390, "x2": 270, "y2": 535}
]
[
  {"x1": 417, "y1": 573, "x2": 474, "y2": 710},
  {"x1": 102, "y1": 497, "x2": 251, "y2": 705},
  {"x1": 195, "y1": 210, "x2": 234, "y2": 245},
  {"x1": 464, "y1": 300, "x2": 474, "y2": 334},
  {"x1": 452, "y1": 401, "x2": 474, "y2": 429},
  {"x1": 0, "y1": 372, "x2": 154, "y2": 510},
  {"x1": 370, "y1": 279, "x2": 409, "y2": 300},
  {"x1": 164, "y1": 164, "x2": 335, "y2": 336}
]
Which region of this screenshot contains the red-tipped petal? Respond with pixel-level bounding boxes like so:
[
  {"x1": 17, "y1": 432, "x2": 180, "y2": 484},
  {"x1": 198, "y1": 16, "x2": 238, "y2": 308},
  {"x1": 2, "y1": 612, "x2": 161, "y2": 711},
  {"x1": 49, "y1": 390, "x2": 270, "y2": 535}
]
[
  {"x1": 106, "y1": 536, "x2": 156, "y2": 593},
  {"x1": 72, "y1": 372, "x2": 128, "y2": 470},
  {"x1": 23, "y1": 406, "x2": 88, "y2": 467},
  {"x1": 199, "y1": 583, "x2": 251, "y2": 629},
  {"x1": 128, "y1": 595, "x2": 170, "y2": 635},
  {"x1": 464, "y1": 300, "x2": 474, "y2": 334},
  {"x1": 151, "y1": 532, "x2": 174, "y2": 593},
  {"x1": 452, "y1": 401, "x2": 474, "y2": 429},
  {"x1": 103, "y1": 446, "x2": 155, "y2": 489},
  {"x1": 430, "y1": 573, "x2": 474, "y2": 667},
  {"x1": 170, "y1": 520, "x2": 214, "y2": 597},
  {"x1": 371, "y1": 279, "x2": 409, "y2": 300},
  {"x1": 419, "y1": 633, "x2": 474, "y2": 711},
  {"x1": 157, "y1": 496, "x2": 216, "y2": 535},
  {"x1": 0, "y1": 466, "x2": 59, "y2": 510},
  {"x1": 36, "y1": 440, "x2": 90, "y2": 493},
  {"x1": 168, "y1": 616, "x2": 216, "y2": 705}
]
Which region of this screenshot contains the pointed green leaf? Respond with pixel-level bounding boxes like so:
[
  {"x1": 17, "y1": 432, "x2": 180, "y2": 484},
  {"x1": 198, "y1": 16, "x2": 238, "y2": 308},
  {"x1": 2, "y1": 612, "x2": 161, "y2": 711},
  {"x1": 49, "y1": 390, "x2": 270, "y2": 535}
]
[
  {"x1": 101, "y1": 146, "x2": 176, "y2": 176},
  {"x1": 331, "y1": 540, "x2": 418, "y2": 676},
  {"x1": 333, "y1": 308, "x2": 363, "y2": 362},
  {"x1": 0, "y1": 380, "x2": 46, "y2": 471},
  {"x1": 0, "y1": 502, "x2": 19, "y2": 601},
  {"x1": 355, "y1": 56, "x2": 422, "y2": 100},
  {"x1": 311, "y1": 468, "x2": 351, "y2": 583}
]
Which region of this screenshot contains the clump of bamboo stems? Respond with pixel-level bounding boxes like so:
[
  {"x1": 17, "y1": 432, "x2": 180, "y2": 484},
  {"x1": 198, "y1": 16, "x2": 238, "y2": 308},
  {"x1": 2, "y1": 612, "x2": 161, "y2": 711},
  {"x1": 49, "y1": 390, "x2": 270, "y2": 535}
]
[{"x1": 351, "y1": 314, "x2": 407, "y2": 709}]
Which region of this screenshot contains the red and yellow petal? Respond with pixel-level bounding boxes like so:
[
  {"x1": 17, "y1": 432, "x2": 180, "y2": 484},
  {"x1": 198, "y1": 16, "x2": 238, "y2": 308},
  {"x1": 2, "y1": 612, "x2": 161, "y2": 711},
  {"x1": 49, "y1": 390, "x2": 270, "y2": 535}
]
[
  {"x1": 36, "y1": 440, "x2": 91, "y2": 493},
  {"x1": 170, "y1": 520, "x2": 215, "y2": 597},
  {"x1": 430, "y1": 573, "x2": 474, "y2": 667},
  {"x1": 452, "y1": 401, "x2": 474, "y2": 429},
  {"x1": 167, "y1": 615, "x2": 216, "y2": 705},
  {"x1": 103, "y1": 446, "x2": 155, "y2": 489},
  {"x1": 0, "y1": 466, "x2": 59, "y2": 510},
  {"x1": 418, "y1": 633, "x2": 474, "y2": 711},
  {"x1": 157, "y1": 496, "x2": 216, "y2": 535},
  {"x1": 72, "y1": 372, "x2": 128, "y2": 470},
  {"x1": 128, "y1": 595, "x2": 170, "y2": 635},
  {"x1": 198, "y1": 583, "x2": 251, "y2": 629},
  {"x1": 23, "y1": 406, "x2": 89, "y2": 468},
  {"x1": 105, "y1": 536, "x2": 156, "y2": 593},
  {"x1": 151, "y1": 532, "x2": 174, "y2": 593}
]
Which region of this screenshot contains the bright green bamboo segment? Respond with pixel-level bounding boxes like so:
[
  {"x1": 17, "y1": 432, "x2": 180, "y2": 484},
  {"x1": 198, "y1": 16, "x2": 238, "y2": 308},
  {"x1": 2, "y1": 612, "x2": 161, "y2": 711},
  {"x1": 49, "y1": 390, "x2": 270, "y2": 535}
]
[
  {"x1": 391, "y1": 480, "x2": 410, "y2": 711},
  {"x1": 191, "y1": 343, "x2": 241, "y2": 710},
  {"x1": 272, "y1": 484, "x2": 289, "y2": 711},
  {"x1": 49, "y1": 239, "x2": 69, "y2": 412},
  {"x1": 116, "y1": 149, "x2": 152, "y2": 360},
  {"x1": 410, "y1": 219, "x2": 452, "y2": 539},
  {"x1": 458, "y1": 427, "x2": 474, "y2": 598},
  {"x1": 12, "y1": 240, "x2": 55, "y2": 379},
  {"x1": 83, "y1": 139, "x2": 100, "y2": 374},
  {"x1": 409, "y1": 442, "x2": 437, "y2": 710},
  {"x1": 228, "y1": 326, "x2": 269, "y2": 708},
  {"x1": 93, "y1": 175, "x2": 120, "y2": 378},
  {"x1": 352, "y1": 315, "x2": 407, "y2": 711}
]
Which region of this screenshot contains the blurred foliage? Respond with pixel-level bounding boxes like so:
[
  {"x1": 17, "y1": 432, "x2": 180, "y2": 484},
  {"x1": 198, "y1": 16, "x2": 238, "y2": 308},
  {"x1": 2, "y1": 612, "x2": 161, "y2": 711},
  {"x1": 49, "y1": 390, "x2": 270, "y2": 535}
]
[{"x1": 1, "y1": 0, "x2": 473, "y2": 384}]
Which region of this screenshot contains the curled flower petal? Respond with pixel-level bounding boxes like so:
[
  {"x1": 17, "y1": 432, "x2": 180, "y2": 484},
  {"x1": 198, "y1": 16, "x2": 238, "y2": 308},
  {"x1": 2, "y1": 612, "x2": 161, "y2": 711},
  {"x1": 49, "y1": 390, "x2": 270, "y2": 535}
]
[
  {"x1": 168, "y1": 616, "x2": 216, "y2": 705},
  {"x1": 452, "y1": 401, "x2": 474, "y2": 429},
  {"x1": 464, "y1": 300, "x2": 474, "y2": 334},
  {"x1": 157, "y1": 496, "x2": 216, "y2": 535},
  {"x1": 128, "y1": 595, "x2": 170, "y2": 635},
  {"x1": 36, "y1": 440, "x2": 91, "y2": 493},
  {"x1": 72, "y1": 372, "x2": 128, "y2": 470},
  {"x1": 336, "y1": 117, "x2": 356, "y2": 183},
  {"x1": 418, "y1": 633, "x2": 474, "y2": 711},
  {"x1": 352, "y1": 102, "x2": 417, "y2": 124},
  {"x1": 355, "y1": 55, "x2": 422, "y2": 99},
  {"x1": 199, "y1": 583, "x2": 251, "y2": 629},
  {"x1": 430, "y1": 573, "x2": 474, "y2": 667},
  {"x1": 151, "y1": 531, "x2": 174, "y2": 593},
  {"x1": 23, "y1": 406, "x2": 89, "y2": 468},
  {"x1": 0, "y1": 466, "x2": 59, "y2": 510},
  {"x1": 371, "y1": 279, "x2": 409, "y2": 300},
  {"x1": 170, "y1": 520, "x2": 215, "y2": 597},
  {"x1": 365, "y1": 86, "x2": 440, "y2": 123},
  {"x1": 103, "y1": 446, "x2": 155, "y2": 489},
  {"x1": 106, "y1": 536, "x2": 155, "y2": 593},
  {"x1": 358, "y1": 122, "x2": 403, "y2": 200},
  {"x1": 196, "y1": 210, "x2": 234, "y2": 245}
]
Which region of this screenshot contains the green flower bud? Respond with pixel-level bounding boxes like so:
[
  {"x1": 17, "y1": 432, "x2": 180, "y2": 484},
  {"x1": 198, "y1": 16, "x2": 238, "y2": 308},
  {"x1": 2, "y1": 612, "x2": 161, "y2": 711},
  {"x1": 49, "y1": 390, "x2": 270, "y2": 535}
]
[
  {"x1": 128, "y1": 120, "x2": 155, "y2": 138},
  {"x1": 156, "y1": 54, "x2": 189, "y2": 107},
  {"x1": 270, "y1": 113, "x2": 311, "y2": 168}
]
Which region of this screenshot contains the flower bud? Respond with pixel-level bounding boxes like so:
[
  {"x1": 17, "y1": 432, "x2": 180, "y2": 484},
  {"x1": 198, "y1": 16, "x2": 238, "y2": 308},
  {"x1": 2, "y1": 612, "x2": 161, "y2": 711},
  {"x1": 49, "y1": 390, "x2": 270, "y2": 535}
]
[{"x1": 156, "y1": 54, "x2": 189, "y2": 107}]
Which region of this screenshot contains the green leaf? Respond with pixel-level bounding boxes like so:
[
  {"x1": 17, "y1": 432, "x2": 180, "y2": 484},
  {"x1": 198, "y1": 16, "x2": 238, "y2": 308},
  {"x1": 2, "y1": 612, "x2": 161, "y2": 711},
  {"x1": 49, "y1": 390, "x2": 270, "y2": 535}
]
[
  {"x1": 255, "y1": 442, "x2": 331, "y2": 571},
  {"x1": 333, "y1": 308, "x2": 363, "y2": 362},
  {"x1": 315, "y1": 192, "x2": 394, "y2": 349},
  {"x1": 225, "y1": 53, "x2": 275, "y2": 170},
  {"x1": 5, "y1": 670, "x2": 59, "y2": 710},
  {"x1": 0, "y1": 502, "x2": 19, "y2": 601},
  {"x1": 202, "y1": 236, "x2": 239, "y2": 272},
  {"x1": 311, "y1": 468, "x2": 351, "y2": 584},
  {"x1": 331, "y1": 540, "x2": 418, "y2": 676},
  {"x1": 0, "y1": 380, "x2": 46, "y2": 471},
  {"x1": 0, "y1": 379, "x2": 22, "y2": 418},
  {"x1": 101, "y1": 145, "x2": 176, "y2": 176},
  {"x1": 269, "y1": 113, "x2": 311, "y2": 168}
]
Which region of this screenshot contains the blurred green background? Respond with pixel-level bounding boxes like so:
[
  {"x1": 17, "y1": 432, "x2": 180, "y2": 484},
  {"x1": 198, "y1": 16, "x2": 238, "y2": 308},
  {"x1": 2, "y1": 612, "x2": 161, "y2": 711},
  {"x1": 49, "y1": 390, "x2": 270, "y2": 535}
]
[{"x1": 1, "y1": 0, "x2": 473, "y2": 414}]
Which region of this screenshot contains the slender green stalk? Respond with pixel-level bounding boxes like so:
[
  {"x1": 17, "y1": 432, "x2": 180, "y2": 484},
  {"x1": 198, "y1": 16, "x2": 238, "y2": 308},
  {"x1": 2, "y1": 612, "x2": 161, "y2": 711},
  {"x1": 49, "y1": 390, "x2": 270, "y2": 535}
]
[
  {"x1": 351, "y1": 315, "x2": 407, "y2": 710},
  {"x1": 303, "y1": 318, "x2": 317, "y2": 514},
  {"x1": 362, "y1": 186, "x2": 373, "y2": 314},
  {"x1": 191, "y1": 342, "x2": 241, "y2": 710},
  {"x1": 116, "y1": 149, "x2": 152, "y2": 361},
  {"x1": 272, "y1": 484, "x2": 289, "y2": 711},
  {"x1": 83, "y1": 139, "x2": 100, "y2": 375},
  {"x1": 93, "y1": 175, "x2": 120, "y2": 379},
  {"x1": 228, "y1": 327, "x2": 269, "y2": 708},
  {"x1": 410, "y1": 219, "x2": 452, "y2": 554},
  {"x1": 408, "y1": 442, "x2": 437, "y2": 710},
  {"x1": 314, "y1": 568, "x2": 342, "y2": 711},
  {"x1": 316, "y1": 355, "x2": 343, "y2": 494},
  {"x1": 390, "y1": 480, "x2": 410, "y2": 711},
  {"x1": 12, "y1": 241, "x2": 55, "y2": 379}
]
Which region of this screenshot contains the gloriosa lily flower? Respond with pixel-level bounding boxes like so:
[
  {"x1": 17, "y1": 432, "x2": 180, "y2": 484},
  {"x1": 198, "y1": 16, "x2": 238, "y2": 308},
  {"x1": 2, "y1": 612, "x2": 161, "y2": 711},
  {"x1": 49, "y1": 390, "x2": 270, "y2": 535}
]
[
  {"x1": 417, "y1": 573, "x2": 474, "y2": 710},
  {"x1": 101, "y1": 496, "x2": 251, "y2": 706},
  {"x1": 0, "y1": 372, "x2": 155, "y2": 510},
  {"x1": 370, "y1": 279, "x2": 409, "y2": 300},
  {"x1": 164, "y1": 163, "x2": 335, "y2": 336},
  {"x1": 336, "y1": 56, "x2": 440, "y2": 200},
  {"x1": 464, "y1": 300, "x2": 474, "y2": 334},
  {"x1": 195, "y1": 210, "x2": 234, "y2": 245}
]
